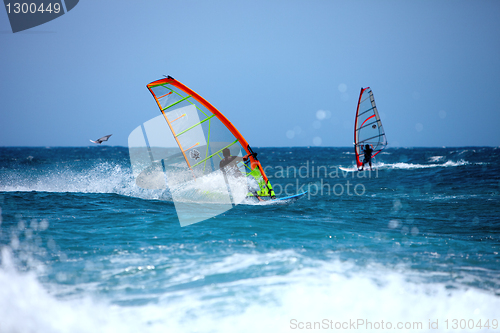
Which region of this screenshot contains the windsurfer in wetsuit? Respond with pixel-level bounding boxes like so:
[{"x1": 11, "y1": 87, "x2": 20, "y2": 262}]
[
  {"x1": 219, "y1": 148, "x2": 263, "y2": 201},
  {"x1": 360, "y1": 144, "x2": 373, "y2": 171}
]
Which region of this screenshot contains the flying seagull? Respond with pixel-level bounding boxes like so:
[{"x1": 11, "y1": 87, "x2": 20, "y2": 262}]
[{"x1": 90, "y1": 134, "x2": 112, "y2": 144}]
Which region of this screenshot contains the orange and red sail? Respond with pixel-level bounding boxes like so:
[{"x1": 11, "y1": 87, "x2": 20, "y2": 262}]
[{"x1": 146, "y1": 76, "x2": 275, "y2": 198}]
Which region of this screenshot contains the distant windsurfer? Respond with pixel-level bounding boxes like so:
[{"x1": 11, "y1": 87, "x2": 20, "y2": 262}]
[
  {"x1": 360, "y1": 144, "x2": 373, "y2": 171},
  {"x1": 219, "y1": 148, "x2": 263, "y2": 201},
  {"x1": 90, "y1": 134, "x2": 112, "y2": 144}
]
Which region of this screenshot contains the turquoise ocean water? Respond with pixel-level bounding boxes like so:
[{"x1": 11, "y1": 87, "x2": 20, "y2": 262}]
[{"x1": 0, "y1": 146, "x2": 499, "y2": 332}]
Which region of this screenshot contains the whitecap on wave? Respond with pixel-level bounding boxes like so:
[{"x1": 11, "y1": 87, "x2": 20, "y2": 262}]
[
  {"x1": 428, "y1": 156, "x2": 445, "y2": 162},
  {"x1": 1, "y1": 248, "x2": 499, "y2": 333},
  {"x1": 378, "y1": 160, "x2": 469, "y2": 170}
]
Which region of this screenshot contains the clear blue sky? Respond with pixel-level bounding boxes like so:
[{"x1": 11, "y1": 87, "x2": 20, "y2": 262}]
[{"x1": 1, "y1": 0, "x2": 499, "y2": 147}]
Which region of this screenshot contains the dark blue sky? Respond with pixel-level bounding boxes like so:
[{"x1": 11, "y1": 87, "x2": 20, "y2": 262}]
[{"x1": 1, "y1": 0, "x2": 499, "y2": 147}]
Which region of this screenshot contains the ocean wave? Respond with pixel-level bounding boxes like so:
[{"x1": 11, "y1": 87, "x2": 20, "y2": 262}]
[
  {"x1": 0, "y1": 161, "x2": 295, "y2": 205},
  {"x1": 378, "y1": 160, "x2": 470, "y2": 170},
  {"x1": 1, "y1": 248, "x2": 499, "y2": 333},
  {"x1": 0, "y1": 162, "x2": 174, "y2": 201},
  {"x1": 0, "y1": 162, "x2": 131, "y2": 193},
  {"x1": 428, "y1": 156, "x2": 445, "y2": 162},
  {"x1": 340, "y1": 160, "x2": 470, "y2": 171}
]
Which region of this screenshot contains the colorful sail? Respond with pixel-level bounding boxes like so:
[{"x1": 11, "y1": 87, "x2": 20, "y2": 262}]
[
  {"x1": 133, "y1": 76, "x2": 275, "y2": 225},
  {"x1": 354, "y1": 87, "x2": 387, "y2": 167}
]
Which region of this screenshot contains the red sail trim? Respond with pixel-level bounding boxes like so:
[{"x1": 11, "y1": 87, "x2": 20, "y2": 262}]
[
  {"x1": 360, "y1": 114, "x2": 376, "y2": 128},
  {"x1": 146, "y1": 77, "x2": 271, "y2": 185},
  {"x1": 158, "y1": 91, "x2": 173, "y2": 99}
]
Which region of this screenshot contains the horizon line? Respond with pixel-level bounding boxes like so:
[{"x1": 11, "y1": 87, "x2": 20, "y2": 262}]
[{"x1": 1, "y1": 145, "x2": 498, "y2": 149}]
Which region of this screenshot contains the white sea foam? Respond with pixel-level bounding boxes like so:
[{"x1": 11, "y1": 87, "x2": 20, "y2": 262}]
[
  {"x1": 339, "y1": 160, "x2": 470, "y2": 172},
  {"x1": 0, "y1": 162, "x2": 176, "y2": 202},
  {"x1": 0, "y1": 162, "x2": 287, "y2": 210},
  {"x1": 0, "y1": 162, "x2": 262, "y2": 206},
  {"x1": 378, "y1": 160, "x2": 470, "y2": 170},
  {"x1": 1, "y1": 248, "x2": 499, "y2": 333},
  {"x1": 0, "y1": 162, "x2": 133, "y2": 194},
  {"x1": 428, "y1": 156, "x2": 445, "y2": 162},
  {"x1": 423, "y1": 194, "x2": 479, "y2": 201}
]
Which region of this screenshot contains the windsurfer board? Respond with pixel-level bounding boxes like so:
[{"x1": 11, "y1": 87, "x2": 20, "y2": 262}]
[
  {"x1": 275, "y1": 191, "x2": 307, "y2": 202},
  {"x1": 339, "y1": 166, "x2": 359, "y2": 172},
  {"x1": 242, "y1": 191, "x2": 307, "y2": 205},
  {"x1": 339, "y1": 166, "x2": 379, "y2": 172}
]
